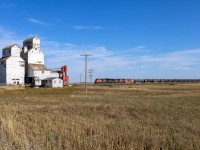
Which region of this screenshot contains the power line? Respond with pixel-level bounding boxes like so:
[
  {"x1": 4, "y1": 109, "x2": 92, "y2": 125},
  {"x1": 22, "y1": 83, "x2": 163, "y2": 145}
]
[
  {"x1": 88, "y1": 69, "x2": 94, "y2": 84},
  {"x1": 80, "y1": 54, "x2": 92, "y2": 92}
]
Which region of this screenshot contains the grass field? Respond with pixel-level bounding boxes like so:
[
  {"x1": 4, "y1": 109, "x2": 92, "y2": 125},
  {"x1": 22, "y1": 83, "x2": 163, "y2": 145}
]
[{"x1": 0, "y1": 83, "x2": 200, "y2": 149}]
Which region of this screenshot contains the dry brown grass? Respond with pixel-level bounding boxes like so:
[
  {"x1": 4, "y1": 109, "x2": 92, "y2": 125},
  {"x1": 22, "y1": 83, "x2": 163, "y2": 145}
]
[{"x1": 0, "y1": 83, "x2": 200, "y2": 149}]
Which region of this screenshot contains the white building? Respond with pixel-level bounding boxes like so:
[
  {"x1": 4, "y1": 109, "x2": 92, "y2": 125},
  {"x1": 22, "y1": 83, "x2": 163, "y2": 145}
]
[
  {"x1": 0, "y1": 44, "x2": 25, "y2": 85},
  {"x1": 27, "y1": 64, "x2": 51, "y2": 87},
  {"x1": 21, "y1": 36, "x2": 44, "y2": 64},
  {"x1": 20, "y1": 36, "x2": 60, "y2": 87},
  {"x1": 42, "y1": 77, "x2": 63, "y2": 88},
  {"x1": 0, "y1": 36, "x2": 64, "y2": 87}
]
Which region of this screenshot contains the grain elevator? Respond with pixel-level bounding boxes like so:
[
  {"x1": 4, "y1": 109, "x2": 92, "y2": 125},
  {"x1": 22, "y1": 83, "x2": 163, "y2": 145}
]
[{"x1": 0, "y1": 36, "x2": 68, "y2": 87}]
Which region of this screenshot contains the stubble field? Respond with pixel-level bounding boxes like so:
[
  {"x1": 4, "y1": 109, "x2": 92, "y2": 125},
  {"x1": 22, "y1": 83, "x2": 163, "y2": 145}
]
[{"x1": 0, "y1": 83, "x2": 200, "y2": 149}]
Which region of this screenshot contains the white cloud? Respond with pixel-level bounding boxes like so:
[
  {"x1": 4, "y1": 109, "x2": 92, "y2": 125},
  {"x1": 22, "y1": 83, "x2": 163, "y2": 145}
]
[
  {"x1": 0, "y1": 27, "x2": 200, "y2": 82},
  {"x1": 0, "y1": 27, "x2": 18, "y2": 39},
  {"x1": 27, "y1": 18, "x2": 49, "y2": 25},
  {"x1": 138, "y1": 49, "x2": 200, "y2": 70},
  {"x1": 40, "y1": 40, "x2": 135, "y2": 81},
  {"x1": 39, "y1": 39, "x2": 200, "y2": 81},
  {"x1": 1, "y1": 3, "x2": 15, "y2": 8},
  {"x1": 72, "y1": 25, "x2": 104, "y2": 30},
  {"x1": 170, "y1": 49, "x2": 200, "y2": 55},
  {"x1": 64, "y1": 43, "x2": 76, "y2": 47},
  {"x1": 116, "y1": 46, "x2": 150, "y2": 55},
  {"x1": 0, "y1": 27, "x2": 22, "y2": 49}
]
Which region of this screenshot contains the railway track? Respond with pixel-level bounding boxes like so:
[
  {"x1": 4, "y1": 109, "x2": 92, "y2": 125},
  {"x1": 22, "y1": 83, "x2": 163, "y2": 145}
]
[{"x1": 94, "y1": 79, "x2": 200, "y2": 85}]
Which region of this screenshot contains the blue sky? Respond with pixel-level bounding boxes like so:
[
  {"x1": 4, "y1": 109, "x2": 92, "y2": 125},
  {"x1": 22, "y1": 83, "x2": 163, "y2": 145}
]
[{"x1": 0, "y1": 0, "x2": 200, "y2": 82}]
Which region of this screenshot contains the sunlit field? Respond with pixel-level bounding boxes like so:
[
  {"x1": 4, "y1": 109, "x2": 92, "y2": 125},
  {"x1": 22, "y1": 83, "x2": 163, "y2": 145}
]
[{"x1": 0, "y1": 83, "x2": 200, "y2": 149}]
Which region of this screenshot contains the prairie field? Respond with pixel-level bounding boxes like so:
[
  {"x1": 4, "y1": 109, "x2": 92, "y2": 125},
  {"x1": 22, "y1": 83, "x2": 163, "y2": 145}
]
[{"x1": 0, "y1": 83, "x2": 200, "y2": 149}]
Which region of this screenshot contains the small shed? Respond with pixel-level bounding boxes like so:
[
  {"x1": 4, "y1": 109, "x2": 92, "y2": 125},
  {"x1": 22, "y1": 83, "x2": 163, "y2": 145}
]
[{"x1": 42, "y1": 77, "x2": 63, "y2": 88}]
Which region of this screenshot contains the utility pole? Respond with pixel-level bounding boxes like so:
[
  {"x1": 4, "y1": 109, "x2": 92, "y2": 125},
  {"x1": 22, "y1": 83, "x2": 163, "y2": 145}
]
[
  {"x1": 88, "y1": 69, "x2": 94, "y2": 84},
  {"x1": 80, "y1": 73, "x2": 82, "y2": 84},
  {"x1": 80, "y1": 54, "x2": 92, "y2": 92}
]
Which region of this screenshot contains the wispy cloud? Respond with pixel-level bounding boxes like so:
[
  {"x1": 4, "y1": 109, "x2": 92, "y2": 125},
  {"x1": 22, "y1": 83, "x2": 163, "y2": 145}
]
[
  {"x1": 0, "y1": 28, "x2": 18, "y2": 39},
  {"x1": 0, "y1": 27, "x2": 23, "y2": 50},
  {"x1": 116, "y1": 46, "x2": 150, "y2": 55},
  {"x1": 138, "y1": 49, "x2": 200, "y2": 70},
  {"x1": 1, "y1": 27, "x2": 200, "y2": 81},
  {"x1": 72, "y1": 25, "x2": 104, "y2": 30},
  {"x1": 1, "y1": 3, "x2": 15, "y2": 9},
  {"x1": 27, "y1": 18, "x2": 50, "y2": 25},
  {"x1": 64, "y1": 43, "x2": 76, "y2": 47},
  {"x1": 41, "y1": 40, "x2": 200, "y2": 81}
]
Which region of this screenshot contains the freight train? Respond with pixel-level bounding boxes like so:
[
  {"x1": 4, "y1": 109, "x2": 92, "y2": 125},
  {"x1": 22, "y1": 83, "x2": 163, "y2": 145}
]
[
  {"x1": 94, "y1": 78, "x2": 135, "y2": 84},
  {"x1": 94, "y1": 78, "x2": 200, "y2": 84}
]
